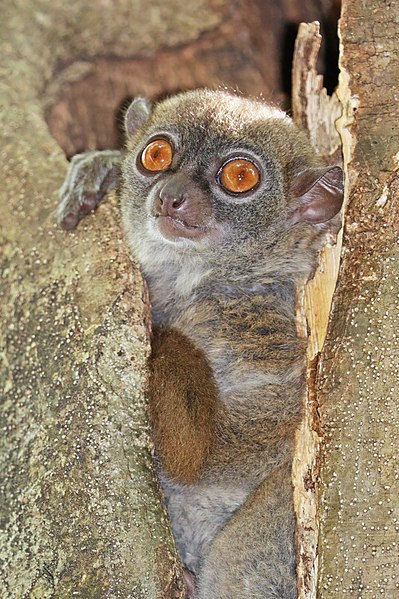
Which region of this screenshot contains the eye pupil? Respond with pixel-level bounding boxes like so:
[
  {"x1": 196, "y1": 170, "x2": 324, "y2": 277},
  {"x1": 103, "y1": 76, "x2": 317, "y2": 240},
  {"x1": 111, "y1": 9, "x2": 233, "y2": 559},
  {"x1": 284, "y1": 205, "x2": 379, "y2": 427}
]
[
  {"x1": 219, "y1": 159, "x2": 260, "y2": 194},
  {"x1": 141, "y1": 139, "x2": 173, "y2": 172}
]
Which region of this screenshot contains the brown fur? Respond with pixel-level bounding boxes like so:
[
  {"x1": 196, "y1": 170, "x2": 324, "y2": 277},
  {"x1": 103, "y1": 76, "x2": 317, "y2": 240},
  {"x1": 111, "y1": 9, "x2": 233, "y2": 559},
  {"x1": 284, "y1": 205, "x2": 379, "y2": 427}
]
[{"x1": 148, "y1": 327, "x2": 221, "y2": 483}]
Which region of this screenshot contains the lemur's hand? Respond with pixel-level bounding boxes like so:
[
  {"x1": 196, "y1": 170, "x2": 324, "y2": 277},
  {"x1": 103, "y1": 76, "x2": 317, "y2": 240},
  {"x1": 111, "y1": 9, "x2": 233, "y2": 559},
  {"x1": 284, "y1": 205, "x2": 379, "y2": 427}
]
[{"x1": 57, "y1": 150, "x2": 122, "y2": 229}]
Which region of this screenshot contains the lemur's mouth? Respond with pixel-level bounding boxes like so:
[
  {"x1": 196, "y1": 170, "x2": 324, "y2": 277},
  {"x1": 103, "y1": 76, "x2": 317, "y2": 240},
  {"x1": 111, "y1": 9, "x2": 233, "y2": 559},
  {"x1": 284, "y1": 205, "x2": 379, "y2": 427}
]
[
  {"x1": 155, "y1": 214, "x2": 209, "y2": 241},
  {"x1": 164, "y1": 215, "x2": 199, "y2": 229}
]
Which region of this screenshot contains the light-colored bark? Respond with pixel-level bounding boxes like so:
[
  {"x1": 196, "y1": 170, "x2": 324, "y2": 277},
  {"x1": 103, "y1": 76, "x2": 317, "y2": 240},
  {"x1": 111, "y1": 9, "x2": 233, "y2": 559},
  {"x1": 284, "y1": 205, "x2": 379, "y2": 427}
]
[{"x1": 291, "y1": 22, "x2": 342, "y2": 598}]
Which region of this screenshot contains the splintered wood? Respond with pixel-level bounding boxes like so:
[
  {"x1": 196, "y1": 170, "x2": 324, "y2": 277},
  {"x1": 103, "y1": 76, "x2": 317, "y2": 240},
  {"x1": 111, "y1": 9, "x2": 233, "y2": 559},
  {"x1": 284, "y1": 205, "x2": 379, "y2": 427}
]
[{"x1": 291, "y1": 21, "x2": 343, "y2": 599}]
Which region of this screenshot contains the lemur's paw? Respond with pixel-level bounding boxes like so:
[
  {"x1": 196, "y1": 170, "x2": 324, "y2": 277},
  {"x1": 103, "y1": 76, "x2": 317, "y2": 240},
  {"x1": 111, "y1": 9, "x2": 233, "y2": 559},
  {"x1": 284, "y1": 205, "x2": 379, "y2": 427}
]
[{"x1": 57, "y1": 150, "x2": 122, "y2": 229}]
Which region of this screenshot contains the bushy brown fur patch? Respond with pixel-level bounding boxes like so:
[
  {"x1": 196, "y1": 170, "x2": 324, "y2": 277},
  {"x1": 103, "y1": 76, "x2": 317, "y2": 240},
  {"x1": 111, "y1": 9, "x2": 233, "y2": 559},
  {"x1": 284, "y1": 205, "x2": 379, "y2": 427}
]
[{"x1": 148, "y1": 327, "x2": 221, "y2": 483}]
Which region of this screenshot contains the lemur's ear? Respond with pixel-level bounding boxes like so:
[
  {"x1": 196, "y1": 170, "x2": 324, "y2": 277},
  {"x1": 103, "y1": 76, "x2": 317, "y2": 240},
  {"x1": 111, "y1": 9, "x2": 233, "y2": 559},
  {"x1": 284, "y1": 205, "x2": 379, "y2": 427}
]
[
  {"x1": 125, "y1": 98, "x2": 152, "y2": 137},
  {"x1": 289, "y1": 166, "x2": 344, "y2": 225}
]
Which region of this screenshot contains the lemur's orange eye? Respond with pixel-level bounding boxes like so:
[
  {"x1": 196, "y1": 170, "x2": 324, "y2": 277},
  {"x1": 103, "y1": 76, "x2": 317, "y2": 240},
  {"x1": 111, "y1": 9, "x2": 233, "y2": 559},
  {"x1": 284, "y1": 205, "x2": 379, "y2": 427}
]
[
  {"x1": 141, "y1": 139, "x2": 173, "y2": 172},
  {"x1": 219, "y1": 159, "x2": 260, "y2": 194}
]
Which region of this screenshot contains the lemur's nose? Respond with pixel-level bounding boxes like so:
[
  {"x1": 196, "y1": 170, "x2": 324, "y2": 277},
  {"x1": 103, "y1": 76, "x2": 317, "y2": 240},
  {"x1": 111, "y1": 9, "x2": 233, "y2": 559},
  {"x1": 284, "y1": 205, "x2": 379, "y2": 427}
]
[{"x1": 155, "y1": 173, "x2": 191, "y2": 216}]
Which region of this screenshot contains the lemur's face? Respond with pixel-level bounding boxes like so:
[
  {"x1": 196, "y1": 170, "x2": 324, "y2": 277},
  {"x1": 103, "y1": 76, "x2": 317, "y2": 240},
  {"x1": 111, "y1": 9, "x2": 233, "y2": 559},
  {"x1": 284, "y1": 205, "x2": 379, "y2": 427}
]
[
  {"x1": 135, "y1": 134, "x2": 266, "y2": 245},
  {"x1": 121, "y1": 90, "x2": 343, "y2": 272}
]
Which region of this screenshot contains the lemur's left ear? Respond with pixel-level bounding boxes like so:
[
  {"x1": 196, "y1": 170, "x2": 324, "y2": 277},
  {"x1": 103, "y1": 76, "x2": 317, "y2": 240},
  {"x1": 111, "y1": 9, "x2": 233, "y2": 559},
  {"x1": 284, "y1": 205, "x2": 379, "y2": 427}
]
[
  {"x1": 125, "y1": 98, "x2": 152, "y2": 137},
  {"x1": 289, "y1": 166, "x2": 344, "y2": 225}
]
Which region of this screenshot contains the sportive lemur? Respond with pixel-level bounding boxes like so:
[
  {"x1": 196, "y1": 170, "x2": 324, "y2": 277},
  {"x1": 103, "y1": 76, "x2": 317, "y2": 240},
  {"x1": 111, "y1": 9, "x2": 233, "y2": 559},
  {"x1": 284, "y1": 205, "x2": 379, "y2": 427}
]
[{"x1": 58, "y1": 90, "x2": 343, "y2": 598}]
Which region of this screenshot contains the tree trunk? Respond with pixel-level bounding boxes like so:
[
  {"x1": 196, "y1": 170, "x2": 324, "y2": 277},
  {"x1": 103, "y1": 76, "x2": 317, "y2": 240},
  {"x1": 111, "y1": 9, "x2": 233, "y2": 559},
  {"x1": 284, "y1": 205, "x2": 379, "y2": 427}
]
[
  {"x1": 317, "y1": 0, "x2": 399, "y2": 595},
  {"x1": 292, "y1": 1, "x2": 399, "y2": 597}
]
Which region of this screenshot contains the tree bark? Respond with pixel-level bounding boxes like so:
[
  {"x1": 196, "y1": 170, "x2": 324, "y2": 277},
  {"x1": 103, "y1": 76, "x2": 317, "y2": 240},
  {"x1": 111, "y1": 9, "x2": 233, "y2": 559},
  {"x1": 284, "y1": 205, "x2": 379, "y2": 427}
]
[
  {"x1": 316, "y1": 0, "x2": 399, "y2": 595},
  {"x1": 43, "y1": 0, "x2": 338, "y2": 158},
  {"x1": 292, "y1": 2, "x2": 399, "y2": 597}
]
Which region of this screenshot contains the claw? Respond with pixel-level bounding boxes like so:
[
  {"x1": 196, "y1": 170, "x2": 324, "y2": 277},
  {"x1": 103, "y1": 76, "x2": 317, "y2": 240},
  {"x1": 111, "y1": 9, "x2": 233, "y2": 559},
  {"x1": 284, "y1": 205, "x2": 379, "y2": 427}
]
[
  {"x1": 80, "y1": 193, "x2": 99, "y2": 212},
  {"x1": 61, "y1": 213, "x2": 79, "y2": 230}
]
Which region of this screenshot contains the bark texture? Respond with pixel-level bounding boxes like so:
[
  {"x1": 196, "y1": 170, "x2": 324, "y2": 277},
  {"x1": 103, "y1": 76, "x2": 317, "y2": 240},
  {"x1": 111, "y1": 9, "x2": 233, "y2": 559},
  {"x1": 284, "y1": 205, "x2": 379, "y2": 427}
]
[
  {"x1": 292, "y1": 8, "x2": 399, "y2": 596},
  {"x1": 43, "y1": 0, "x2": 339, "y2": 158},
  {"x1": 315, "y1": 0, "x2": 399, "y2": 596}
]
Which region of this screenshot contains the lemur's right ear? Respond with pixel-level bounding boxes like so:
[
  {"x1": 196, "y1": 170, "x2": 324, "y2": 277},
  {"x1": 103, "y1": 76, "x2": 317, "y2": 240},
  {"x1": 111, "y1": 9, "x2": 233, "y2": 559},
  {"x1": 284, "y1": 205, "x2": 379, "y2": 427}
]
[{"x1": 125, "y1": 98, "x2": 152, "y2": 137}]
